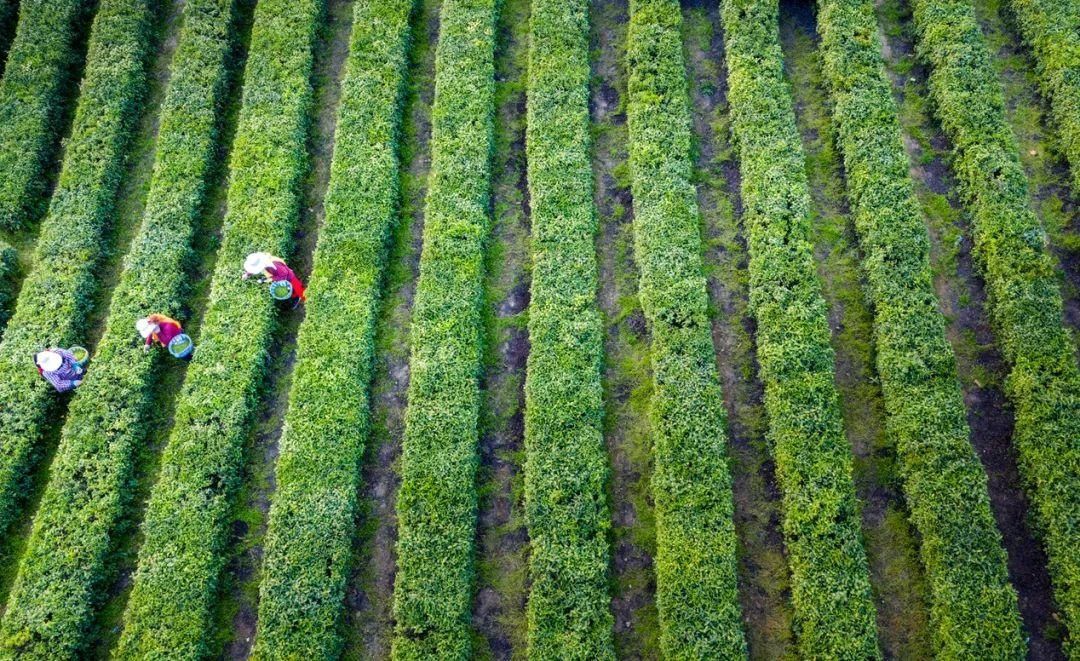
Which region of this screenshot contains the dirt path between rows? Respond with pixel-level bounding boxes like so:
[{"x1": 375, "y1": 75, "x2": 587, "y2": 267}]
[
  {"x1": 470, "y1": 0, "x2": 532, "y2": 656},
  {"x1": 591, "y1": 0, "x2": 660, "y2": 657},
  {"x1": 876, "y1": 0, "x2": 1063, "y2": 657},
  {"x1": 680, "y1": 4, "x2": 796, "y2": 658},
  {"x1": 778, "y1": 3, "x2": 934, "y2": 656},
  {"x1": 210, "y1": 1, "x2": 355, "y2": 657},
  {"x1": 339, "y1": 0, "x2": 439, "y2": 656}
]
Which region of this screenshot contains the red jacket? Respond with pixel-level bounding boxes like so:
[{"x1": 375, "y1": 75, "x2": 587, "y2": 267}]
[
  {"x1": 145, "y1": 314, "x2": 184, "y2": 348},
  {"x1": 266, "y1": 260, "x2": 306, "y2": 301}
]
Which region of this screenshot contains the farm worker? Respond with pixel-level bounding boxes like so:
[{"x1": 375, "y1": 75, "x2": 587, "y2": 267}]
[
  {"x1": 35, "y1": 349, "x2": 83, "y2": 393},
  {"x1": 137, "y1": 314, "x2": 194, "y2": 360},
  {"x1": 242, "y1": 252, "x2": 306, "y2": 307}
]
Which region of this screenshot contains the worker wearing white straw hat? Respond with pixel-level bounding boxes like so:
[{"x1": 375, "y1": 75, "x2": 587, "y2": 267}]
[
  {"x1": 35, "y1": 348, "x2": 83, "y2": 393},
  {"x1": 242, "y1": 251, "x2": 307, "y2": 308},
  {"x1": 137, "y1": 313, "x2": 195, "y2": 360}
]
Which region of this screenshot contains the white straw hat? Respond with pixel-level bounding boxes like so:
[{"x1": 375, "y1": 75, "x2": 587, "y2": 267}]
[
  {"x1": 244, "y1": 252, "x2": 274, "y2": 275},
  {"x1": 135, "y1": 318, "x2": 157, "y2": 339},
  {"x1": 35, "y1": 350, "x2": 62, "y2": 372}
]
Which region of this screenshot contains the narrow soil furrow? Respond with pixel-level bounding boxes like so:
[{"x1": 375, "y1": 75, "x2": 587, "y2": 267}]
[
  {"x1": 85, "y1": 2, "x2": 260, "y2": 655},
  {"x1": 779, "y1": 4, "x2": 933, "y2": 657},
  {"x1": 340, "y1": 0, "x2": 439, "y2": 656},
  {"x1": 972, "y1": 0, "x2": 1080, "y2": 341},
  {"x1": 591, "y1": 0, "x2": 658, "y2": 656},
  {"x1": 0, "y1": 0, "x2": 18, "y2": 76},
  {"x1": 471, "y1": 0, "x2": 531, "y2": 655},
  {"x1": 680, "y1": 4, "x2": 795, "y2": 658},
  {"x1": 210, "y1": 0, "x2": 355, "y2": 657},
  {"x1": 876, "y1": 0, "x2": 1063, "y2": 656},
  {"x1": 0, "y1": 0, "x2": 183, "y2": 614}
]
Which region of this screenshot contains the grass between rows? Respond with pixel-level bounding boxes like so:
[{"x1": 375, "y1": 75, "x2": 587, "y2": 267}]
[
  {"x1": 522, "y1": 0, "x2": 613, "y2": 656},
  {"x1": 718, "y1": 0, "x2": 880, "y2": 656},
  {"x1": 624, "y1": 0, "x2": 747, "y2": 657},
  {"x1": 250, "y1": 0, "x2": 414, "y2": 657},
  {"x1": 911, "y1": 0, "x2": 1080, "y2": 652},
  {"x1": 814, "y1": 0, "x2": 1026, "y2": 656},
  {"x1": 0, "y1": 0, "x2": 93, "y2": 231},
  {"x1": 0, "y1": 1, "x2": 239, "y2": 657},
  {"x1": 390, "y1": 0, "x2": 498, "y2": 656},
  {"x1": 113, "y1": 1, "x2": 325, "y2": 656},
  {"x1": 1006, "y1": 0, "x2": 1080, "y2": 192},
  {"x1": 0, "y1": 0, "x2": 154, "y2": 553}
]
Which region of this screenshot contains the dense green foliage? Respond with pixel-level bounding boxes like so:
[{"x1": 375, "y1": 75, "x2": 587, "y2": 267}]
[
  {"x1": 1008, "y1": 0, "x2": 1080, "y2": 190},
  {"x1": 114, "y1": 1, "x2": 324, "y2": 656},
  {"x1": 0, "y1": 0, "x2": 91, "y2": 230},
  {"x1": 0, "y1": 0, "x2": 153, "y2": 540},
  {"x1": 718, "y1": 0, "x2": 879, "y2": 656},
  {"x1": 391, "y1": 0, "x2": 497, "y2": 656},
  {"x1": 0, "y1": 241, "x2": 14, "y2": 329},
  {"x1": 815, "y1": 0, "x2": 1025, "y2": 655},
  {"x1": 0, "y1": 2, "x2": 237, "y2": 657},
  {"x1": 251, "y1": 1, "x2": 413, "y2": 657},
  {"x1": 624, "y1": 1, "x2": 747, "y2": 657},
  {"x1": 523, "y1": 0, "x2": 613, "y2": 656},
  {"x1": 912, "y1": 0, "x2": 1080, "y2": 651}
]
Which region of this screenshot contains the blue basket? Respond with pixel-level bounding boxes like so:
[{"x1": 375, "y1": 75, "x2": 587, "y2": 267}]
[
  {"x1": 167, "y1": 334, "x2": 194, "y2": 359},
  {"x1": 68, "y1": 346, "x2": 89, "y2": 368},
  {"x1": 269, "y1": 279, "x2": 294, "y2": 301}
]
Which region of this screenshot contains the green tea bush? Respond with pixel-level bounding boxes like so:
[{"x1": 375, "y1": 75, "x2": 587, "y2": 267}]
[
  {"x1": 1008, "y1": 0, "x2": 1080, "y2": 191},
  {"x1": 251, "y1": 1, "x2": 412, "y2": 657},
  {"x1": 815, "y1": 0, "x2": 1026, "y2": 656},
  {"x1": 625, "y1": 0, "x2": 747, "y2": 657},
  {"x1": 0, "y1": 0, "x2": 93, "y2": 230},
  {"x1": 0, "y1": 1, "x2": 237, "y2": 657},
  {"x1": 912, "y1": 0, "x2": 1080, "y2": 651},
  {"x1": 391, "y1": 0, "x2": 498, "y2": 657},
  {"x1": 718, "y1": 0, "x2": 880, "y2": 656},
  {"x1": 114, "y1": 1, "x2": 324, "y2": 657},
  {"x1": 523, "y1": 0, "x2": 614, "y2": 657},
  {"x1": 0, "y1": 0, "x2": 153, "y2": 542}
]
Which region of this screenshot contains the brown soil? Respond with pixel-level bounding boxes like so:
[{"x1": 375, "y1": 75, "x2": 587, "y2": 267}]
[
  {"x1": 592, "y1": 0, "x2": 660, "y2": 657},
  {"x1": 469, "y1": 0, "x2": 532, "y2": 656}
]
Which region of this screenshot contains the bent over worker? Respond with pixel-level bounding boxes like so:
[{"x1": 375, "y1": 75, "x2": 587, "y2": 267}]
[
  {"x1": 242, "y1": 252, "x2": 306, "y2": 307},
  {"x1": 35, "y1": 349, "x2": 83, "y2": 393},
  {"x1": 137, "y1": 314, "x2": 194, "y2": 360}
]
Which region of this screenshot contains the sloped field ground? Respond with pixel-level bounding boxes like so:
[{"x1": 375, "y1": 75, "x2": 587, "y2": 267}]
[{"x1": 0, "y1": 0, "x2": 1075, "y2": 658}]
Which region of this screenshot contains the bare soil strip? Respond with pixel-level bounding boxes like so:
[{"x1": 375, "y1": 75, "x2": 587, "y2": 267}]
[
  {"x1": 778, "y1": 3, "x2": 934, "y2": 656},
  {"x1": 340, "y1": 0, "x2": 440, "y2": 656},
  {"x1": 203, "y1": 1, "x2": 355, "y2": 657},
  {"x1": 591, "y1": 0, "x2": 659, "y2": 656},
  {"x1": 470, "y1": 0, "x2": 532, "y2": 656},
  {"x1": 680, "y1": 4, "x2": 796, "y2": 658},
  {"x1": 876, "y1": 0, "x2": 1064, "y2": 656}
]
